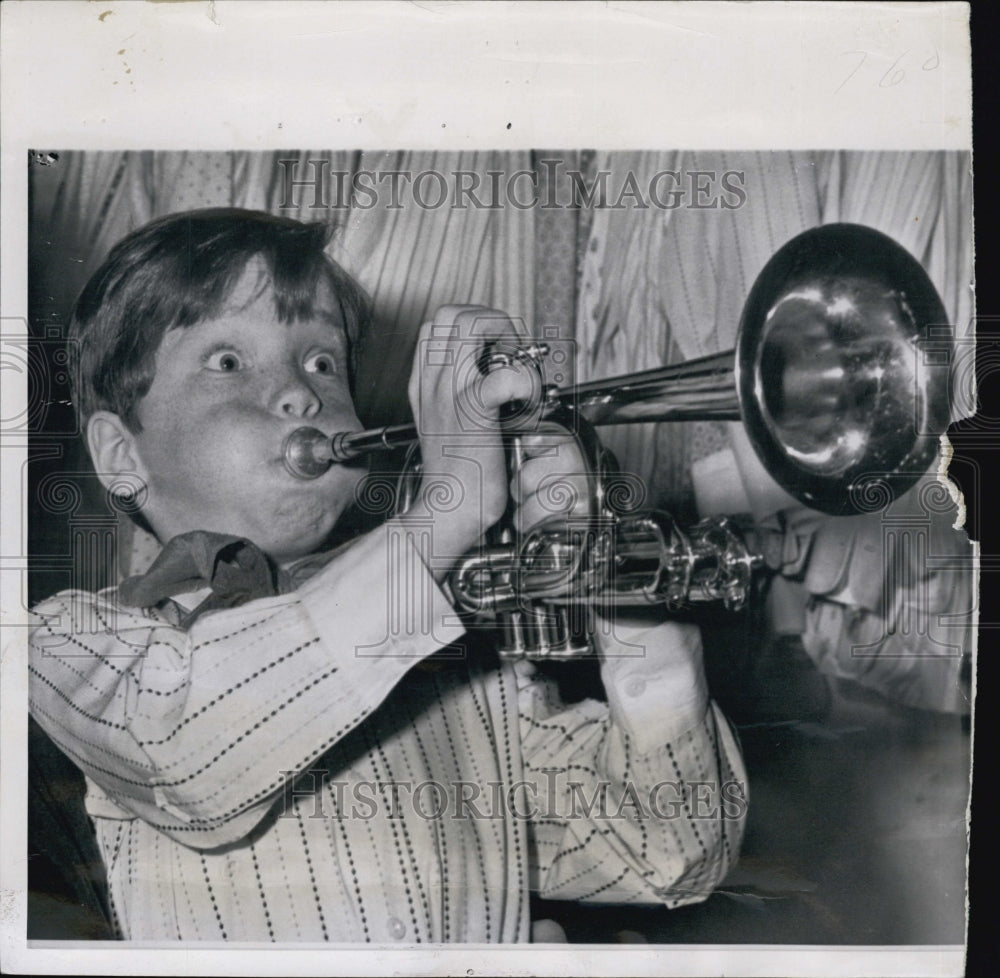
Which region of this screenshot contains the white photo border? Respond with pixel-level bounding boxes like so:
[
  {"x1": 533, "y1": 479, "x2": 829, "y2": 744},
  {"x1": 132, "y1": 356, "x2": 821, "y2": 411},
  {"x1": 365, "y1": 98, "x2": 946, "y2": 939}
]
[{"x1": 1, "y1": 2, "x2": 973, "y2": 976}]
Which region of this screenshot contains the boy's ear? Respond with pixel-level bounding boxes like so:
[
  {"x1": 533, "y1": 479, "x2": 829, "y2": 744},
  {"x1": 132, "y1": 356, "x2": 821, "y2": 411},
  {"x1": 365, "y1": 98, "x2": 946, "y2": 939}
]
[{"x1": 87, "y1": 411, "x2": 150, "y2": 493}]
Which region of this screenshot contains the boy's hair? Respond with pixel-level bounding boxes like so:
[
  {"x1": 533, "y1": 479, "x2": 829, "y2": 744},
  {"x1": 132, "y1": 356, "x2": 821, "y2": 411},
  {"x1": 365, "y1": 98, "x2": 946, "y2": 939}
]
[{"x1": 69, "y1": 208, "x2": 369, "y2": 431}]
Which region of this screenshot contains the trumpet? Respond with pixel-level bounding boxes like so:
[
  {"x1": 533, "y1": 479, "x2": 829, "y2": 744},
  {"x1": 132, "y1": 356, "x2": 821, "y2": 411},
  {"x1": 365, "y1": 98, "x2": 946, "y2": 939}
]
[{"x1": 283, "y1": 224, "x2": 952, "y2": 658}]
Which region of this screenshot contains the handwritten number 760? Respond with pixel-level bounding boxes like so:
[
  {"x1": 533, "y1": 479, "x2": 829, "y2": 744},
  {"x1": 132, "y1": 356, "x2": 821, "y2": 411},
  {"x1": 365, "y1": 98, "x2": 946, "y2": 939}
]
[{"x1": 835, "y1": 48, "x2": 940, "y2": 94}]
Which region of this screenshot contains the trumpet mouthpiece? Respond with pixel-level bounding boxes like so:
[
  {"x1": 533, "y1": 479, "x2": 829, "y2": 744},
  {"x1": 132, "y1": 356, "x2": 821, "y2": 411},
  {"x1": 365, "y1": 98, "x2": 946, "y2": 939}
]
[{"x1": 283, "y1": 427, "x2": 333, "y2": 479}]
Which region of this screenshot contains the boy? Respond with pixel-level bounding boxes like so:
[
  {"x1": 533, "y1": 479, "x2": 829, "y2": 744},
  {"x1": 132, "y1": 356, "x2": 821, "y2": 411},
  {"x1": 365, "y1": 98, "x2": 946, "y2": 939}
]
[{"x1": 29, "y1": 209, "x2": 746, "y2": 942}]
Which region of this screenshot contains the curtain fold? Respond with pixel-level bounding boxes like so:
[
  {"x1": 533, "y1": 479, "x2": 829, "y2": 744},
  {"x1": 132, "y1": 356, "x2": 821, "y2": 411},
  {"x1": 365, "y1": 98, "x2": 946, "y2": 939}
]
[{"x1": 30, "y1": 151, "x2": 137, "y2": 329}]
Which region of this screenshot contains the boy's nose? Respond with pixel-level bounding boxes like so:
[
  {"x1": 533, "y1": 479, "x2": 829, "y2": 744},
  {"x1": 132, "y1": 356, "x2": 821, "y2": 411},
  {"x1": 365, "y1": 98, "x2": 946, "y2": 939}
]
[{"x1": 271, "y1": 374, "x2": 322, "y2": 419}]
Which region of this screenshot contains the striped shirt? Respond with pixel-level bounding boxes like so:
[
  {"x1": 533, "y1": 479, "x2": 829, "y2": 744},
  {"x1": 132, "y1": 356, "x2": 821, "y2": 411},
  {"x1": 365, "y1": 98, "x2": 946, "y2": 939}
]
[{"x1": 29, "y1": 521, "x2": 746, "y2": 942}]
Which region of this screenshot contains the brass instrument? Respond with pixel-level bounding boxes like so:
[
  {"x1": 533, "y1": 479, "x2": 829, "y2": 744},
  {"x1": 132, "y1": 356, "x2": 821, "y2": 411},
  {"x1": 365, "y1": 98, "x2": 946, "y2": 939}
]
[{"x1": 283, "y1": 224, "x2": 952, "y2": 658}]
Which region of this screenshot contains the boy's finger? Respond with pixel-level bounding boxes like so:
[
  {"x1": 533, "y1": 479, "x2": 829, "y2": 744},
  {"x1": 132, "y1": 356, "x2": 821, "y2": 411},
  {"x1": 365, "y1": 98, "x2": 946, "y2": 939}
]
[
  {"x1": 511, "y1": 450, "x2": 588, "y2": 502},
  {"x1": 431, "y1": 304, "x2": 477, "y2": 328},
  {"x1": 409, "y1": 319, "x2": 455, "y2": 404},
  {"x1": 512, "y1": 459, "x2": 592, "y2": 513},
  {"x1": 594, "y1": 615, "x2": 705, "y2": 674},
  {"x1": 516, "y1": 426, "x2": 580, "y2": 460},
  {"x1": 476, "y1": 359, "x2": 538, "y2": 411},
  {"x1": 512, "y1": 486, "x2": 592, "y2": 535},
  {"x1": 450, "y1": 306, "x2": 521, "y2": 343}
]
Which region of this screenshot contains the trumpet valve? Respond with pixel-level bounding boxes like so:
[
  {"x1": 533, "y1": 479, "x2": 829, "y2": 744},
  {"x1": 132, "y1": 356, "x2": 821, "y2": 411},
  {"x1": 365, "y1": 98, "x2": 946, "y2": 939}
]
[{"x1": 484, "y1": 341, "x2": 550, "y2": 371}]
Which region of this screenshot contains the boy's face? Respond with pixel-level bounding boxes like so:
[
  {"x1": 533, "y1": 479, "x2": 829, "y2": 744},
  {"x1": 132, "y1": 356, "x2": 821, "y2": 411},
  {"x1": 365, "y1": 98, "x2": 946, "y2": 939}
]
[{"x1": 124, "y1": 264, "x2": 365, "y2": 564}]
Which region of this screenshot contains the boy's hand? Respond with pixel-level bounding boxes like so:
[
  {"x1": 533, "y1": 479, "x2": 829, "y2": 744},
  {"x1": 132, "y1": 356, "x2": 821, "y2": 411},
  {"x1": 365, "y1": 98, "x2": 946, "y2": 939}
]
[
  {"x1": 509, "y1": 423, "x2": 592, "y2": 536},
  {"x1": 596, "y1": 614, "x2": 710, "y2": 741},
  {"x1": 400, "y1": 306, "x2": 539, "y2": 570}
]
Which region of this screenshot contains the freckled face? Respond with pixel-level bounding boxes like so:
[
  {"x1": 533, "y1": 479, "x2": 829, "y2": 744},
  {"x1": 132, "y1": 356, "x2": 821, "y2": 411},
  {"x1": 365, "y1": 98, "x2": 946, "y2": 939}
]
[{"x1": 130, "y1": 270, "x2": 365, "y2": 564}]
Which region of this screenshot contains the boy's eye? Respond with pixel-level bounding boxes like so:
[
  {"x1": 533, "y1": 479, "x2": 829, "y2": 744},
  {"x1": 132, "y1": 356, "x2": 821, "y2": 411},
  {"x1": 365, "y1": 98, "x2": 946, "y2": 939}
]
[
  {"x1": 304, "y1": 352, "x2": 338, "y2": 376},
  {"x1": 204, "y1": 350, "x2": 243, "y2": 373}
]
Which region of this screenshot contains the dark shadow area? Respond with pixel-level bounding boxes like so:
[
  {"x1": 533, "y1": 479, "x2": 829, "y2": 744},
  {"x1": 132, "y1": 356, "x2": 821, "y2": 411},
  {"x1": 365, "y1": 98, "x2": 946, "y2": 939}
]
[{"x1": 536, "y1": 670, "x2": 969, "y2": 945}]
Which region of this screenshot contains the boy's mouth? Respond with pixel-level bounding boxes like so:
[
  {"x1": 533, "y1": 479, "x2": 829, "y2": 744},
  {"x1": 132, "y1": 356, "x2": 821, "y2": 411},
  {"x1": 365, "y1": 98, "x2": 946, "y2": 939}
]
[{"x1": 282, "y1": 425, "x2": 343, "y2": 479}]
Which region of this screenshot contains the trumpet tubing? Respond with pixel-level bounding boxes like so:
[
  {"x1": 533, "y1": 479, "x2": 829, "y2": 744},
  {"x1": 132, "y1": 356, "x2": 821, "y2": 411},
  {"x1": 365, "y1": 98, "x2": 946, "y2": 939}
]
[{"x1": 280, "y1": 223, "x2": 953, "y2": 659}]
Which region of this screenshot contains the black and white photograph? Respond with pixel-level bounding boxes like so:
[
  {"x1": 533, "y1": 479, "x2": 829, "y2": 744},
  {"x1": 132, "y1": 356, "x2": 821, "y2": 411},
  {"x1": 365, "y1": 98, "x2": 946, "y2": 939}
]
[{"x1": 1, "y1": 3, "x2": 976, "y2": 976}]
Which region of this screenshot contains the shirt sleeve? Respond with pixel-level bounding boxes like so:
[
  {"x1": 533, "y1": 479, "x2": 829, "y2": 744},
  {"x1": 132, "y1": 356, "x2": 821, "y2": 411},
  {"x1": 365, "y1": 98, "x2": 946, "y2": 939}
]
[
  {"x1": 517, "y1": 619, "x2": 747, "y2": 908},
  {"x1": 28, "y1": 522, "x2": 465, "y2": 849}
]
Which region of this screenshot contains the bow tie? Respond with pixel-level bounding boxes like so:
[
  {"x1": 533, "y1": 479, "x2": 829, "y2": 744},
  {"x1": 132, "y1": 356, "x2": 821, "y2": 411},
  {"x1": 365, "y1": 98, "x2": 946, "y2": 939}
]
[
  {"x1": 116, "y1": 530, "x2": 462, "y2": 671},
  {"x1": 118, "y1": 531, "x2": 290, "y2": 628}
]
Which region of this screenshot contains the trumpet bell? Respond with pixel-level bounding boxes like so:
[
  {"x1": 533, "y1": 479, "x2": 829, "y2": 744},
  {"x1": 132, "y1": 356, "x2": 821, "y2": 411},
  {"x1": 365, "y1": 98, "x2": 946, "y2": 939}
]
[{"x1": 736, "y1": 223, "x2": 951, "y2": 515}]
